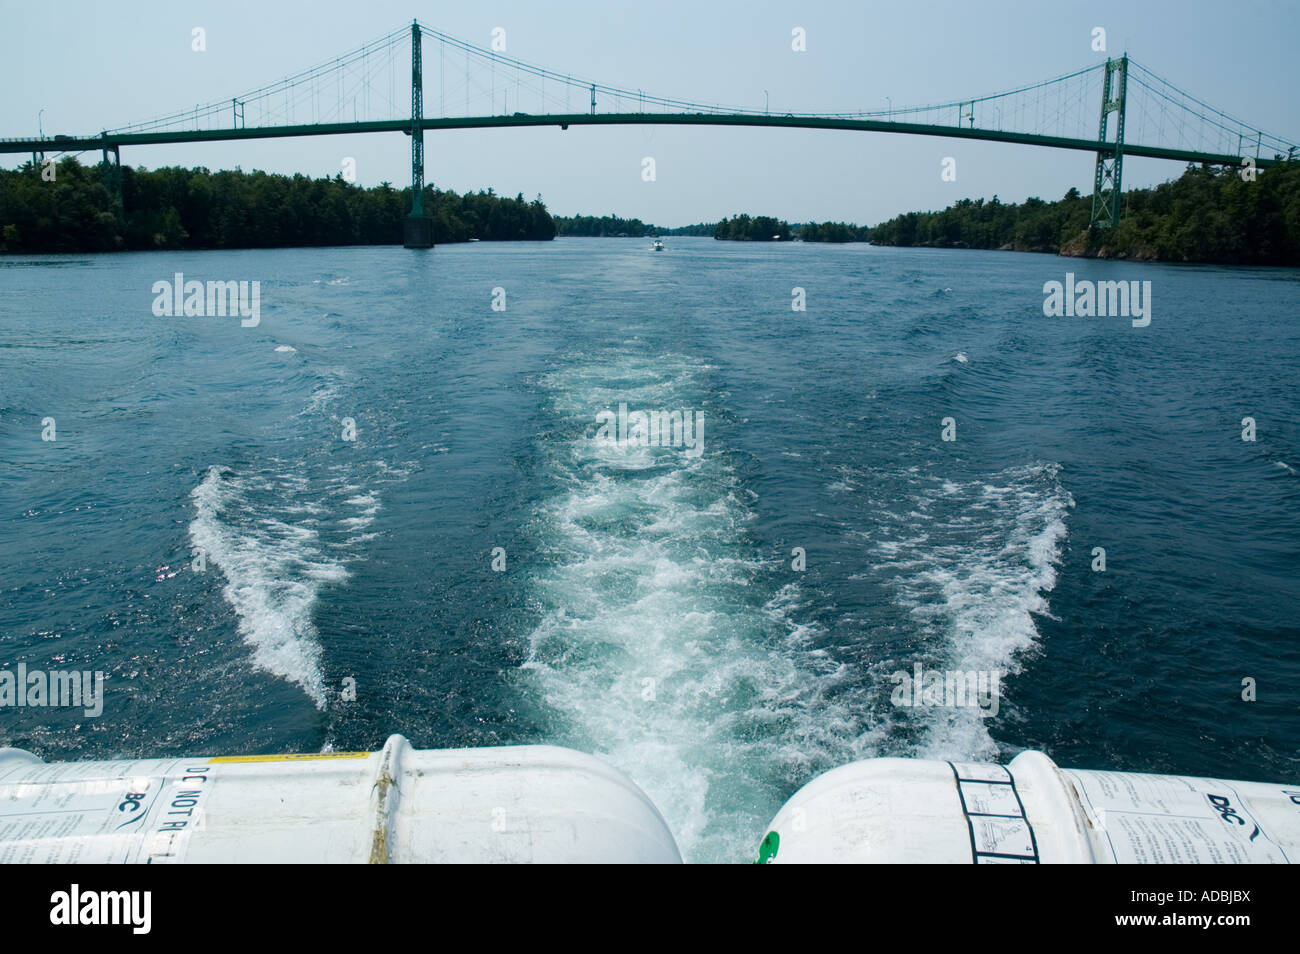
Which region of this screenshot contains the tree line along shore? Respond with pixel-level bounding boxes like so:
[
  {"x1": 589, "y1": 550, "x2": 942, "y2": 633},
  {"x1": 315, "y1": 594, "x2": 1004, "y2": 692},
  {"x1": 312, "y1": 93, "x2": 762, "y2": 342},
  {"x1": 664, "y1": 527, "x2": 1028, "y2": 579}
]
[
  {"x1": 0, "y1": 159, "x2": 554, "y2": 252},
  {"x1": 2, "y1": 157, "x2": 1297, "y2": 265}
]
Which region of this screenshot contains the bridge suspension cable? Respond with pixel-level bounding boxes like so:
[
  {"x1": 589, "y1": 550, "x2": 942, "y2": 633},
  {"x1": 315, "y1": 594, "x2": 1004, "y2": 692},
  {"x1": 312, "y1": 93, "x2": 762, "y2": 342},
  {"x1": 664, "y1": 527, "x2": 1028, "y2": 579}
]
[
  {"x1": 4, "y1": 19, "x2": 1294, "y2": 174},
  {"x1": 102, "y1": 24, "x2": 411, "y2": 136},
  {"x1": 1125, "y1": 58, "x2": 1296, "y2": 159}
]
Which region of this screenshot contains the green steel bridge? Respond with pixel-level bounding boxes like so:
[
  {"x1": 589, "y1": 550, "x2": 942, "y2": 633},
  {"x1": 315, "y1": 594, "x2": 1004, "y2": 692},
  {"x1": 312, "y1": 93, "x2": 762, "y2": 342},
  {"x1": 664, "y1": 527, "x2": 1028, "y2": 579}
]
[{"x1": 3, "y1": 21, "x2": 1295, "y2": 246}]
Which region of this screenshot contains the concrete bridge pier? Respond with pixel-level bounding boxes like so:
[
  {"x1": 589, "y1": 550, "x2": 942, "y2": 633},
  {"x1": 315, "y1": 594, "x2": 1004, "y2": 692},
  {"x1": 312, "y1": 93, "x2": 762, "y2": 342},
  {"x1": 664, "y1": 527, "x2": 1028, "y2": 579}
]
[{"x1": 403, "y1": 214, "x2": 433, "y2": 248}]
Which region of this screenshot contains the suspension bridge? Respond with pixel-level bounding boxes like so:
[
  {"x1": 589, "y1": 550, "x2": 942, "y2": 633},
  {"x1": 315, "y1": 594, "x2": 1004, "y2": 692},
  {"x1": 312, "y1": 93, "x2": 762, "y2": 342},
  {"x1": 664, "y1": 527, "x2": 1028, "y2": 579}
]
[{"x1": 3, "y1": 20, "x2": 1295, "y2": 246}]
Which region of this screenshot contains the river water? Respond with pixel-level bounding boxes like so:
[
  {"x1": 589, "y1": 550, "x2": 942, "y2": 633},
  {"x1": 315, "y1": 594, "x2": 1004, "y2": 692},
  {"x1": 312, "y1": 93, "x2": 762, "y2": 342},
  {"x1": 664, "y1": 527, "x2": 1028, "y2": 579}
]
[{"x1": 2, "y1": 237, "x2": 1298, "y2": 862}]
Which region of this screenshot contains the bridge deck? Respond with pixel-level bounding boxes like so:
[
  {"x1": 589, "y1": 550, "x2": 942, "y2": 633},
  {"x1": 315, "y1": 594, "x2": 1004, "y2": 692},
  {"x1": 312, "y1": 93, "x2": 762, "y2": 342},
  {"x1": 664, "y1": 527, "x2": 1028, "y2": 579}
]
[{"x1": 0, "y1": 113, "x2": 1278, "y2": 168}]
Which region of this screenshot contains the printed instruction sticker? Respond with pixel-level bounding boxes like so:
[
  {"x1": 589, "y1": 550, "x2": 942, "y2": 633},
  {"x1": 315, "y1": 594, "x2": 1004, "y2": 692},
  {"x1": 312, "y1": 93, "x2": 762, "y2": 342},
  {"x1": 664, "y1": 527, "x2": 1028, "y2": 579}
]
[
  {"x1": 950, "y1": 762, "x2": 1011, "y2": 783},
  {"x1": 1064, "y1": 769, "x2": 1291, "y2": 864},
  {"x1": 970, "y1": 815, "x2": 1036, "y2": 857},
  {"x1": 960, "y1": 780, "x2": 1022, "y2": 816},
  {"x1": 0, "y1": 758, "x2": 215, "y2": 864}
]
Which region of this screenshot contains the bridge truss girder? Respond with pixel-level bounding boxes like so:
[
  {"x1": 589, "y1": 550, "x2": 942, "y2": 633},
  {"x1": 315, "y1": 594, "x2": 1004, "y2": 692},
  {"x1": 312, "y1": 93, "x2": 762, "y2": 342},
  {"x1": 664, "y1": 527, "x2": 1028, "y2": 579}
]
[{"x1": 1091, "y1": 56, "x2": 1128, "y2": 230}]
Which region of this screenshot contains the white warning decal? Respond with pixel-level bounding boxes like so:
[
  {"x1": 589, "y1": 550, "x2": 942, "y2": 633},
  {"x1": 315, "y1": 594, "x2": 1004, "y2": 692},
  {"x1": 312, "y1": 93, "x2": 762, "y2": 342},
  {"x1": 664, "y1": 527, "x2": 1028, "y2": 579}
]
[
  {"x1": 950, "y1": 762, "x2": 1040, "y2": 863},
  {"x1": 1065, "y1": 769, "x2": 1291, "y2": 864},
  {"x1": 0, "y1": 758, "x2": 215, "y2": 864},
  {"x1": 970, "y1": 815, "x2": 1036, "y2": 857}
]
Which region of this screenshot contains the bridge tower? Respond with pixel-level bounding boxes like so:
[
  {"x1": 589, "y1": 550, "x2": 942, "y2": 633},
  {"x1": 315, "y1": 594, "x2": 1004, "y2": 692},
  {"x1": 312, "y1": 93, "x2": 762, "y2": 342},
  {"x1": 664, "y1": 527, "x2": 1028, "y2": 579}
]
[
  {"x1": 99, "y1": 133, "x2": 124, "y2": 228},
  {"x1": 1090, "y1": 55, "x2": 1128, "y2": 229},
  {"x1": 403, "y1": 20, "x2": 434, "y2": 248}
]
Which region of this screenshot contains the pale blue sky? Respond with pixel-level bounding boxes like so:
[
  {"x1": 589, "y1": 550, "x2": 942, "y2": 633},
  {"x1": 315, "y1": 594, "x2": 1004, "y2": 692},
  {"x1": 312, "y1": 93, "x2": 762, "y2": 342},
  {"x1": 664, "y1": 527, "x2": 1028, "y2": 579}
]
[{"x1": 3, "y1": 0, "x2": 1297, "y2": 226}]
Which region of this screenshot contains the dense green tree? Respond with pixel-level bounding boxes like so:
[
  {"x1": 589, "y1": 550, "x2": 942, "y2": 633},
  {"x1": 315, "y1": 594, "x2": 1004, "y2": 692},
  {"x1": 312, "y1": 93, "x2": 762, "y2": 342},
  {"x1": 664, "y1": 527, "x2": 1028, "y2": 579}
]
[
  {"x1": 12, "y1": 158, "x2": 1293, "y2": 264},
  {"x1": 870, "y1": 162, "x2": 1300, "y2": 264},
  {"x1": 713, "y1": 214, "x2": 792, "y2": 241},
  {"x1": 0, "y1": 159, "x2": 557, "y2": 253},
  {"x1": 553, "y1": 213, "x2": 650, "y2": 236},
  {"x1": 798, "y1": 221, "x2": 870, "y2": 242},
  {"x1": 551, "y1": 215, "x2": 718, "y2": 237}
]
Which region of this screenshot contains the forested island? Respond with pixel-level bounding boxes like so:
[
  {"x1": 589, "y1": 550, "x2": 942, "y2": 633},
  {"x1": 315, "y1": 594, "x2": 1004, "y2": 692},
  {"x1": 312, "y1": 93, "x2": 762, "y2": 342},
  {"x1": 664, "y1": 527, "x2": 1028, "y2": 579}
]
[
  {"x1": 0, "y1": 158, "x2": 554, "y2": 253},
  {"x1": 798, "y1": 221, "x2": 873, "y2": 242},
  {"x1": 707, "y1": 164, "x2": 1300, "y2": 263},
  {"x1": 553, "y1": 214, "x2": 654, "y2": 237},
  {"x1": 713, "y1": 215, "x2": 791, "y2": 241},
  {"x1": 553, "y1": 214, "x2": 713, "y2": 237},
  {"x1": 871, "y1": 163, "x2": 1300, "y2": 265},
  {"x1": 553, "y1": 213, "x2": 868, "y2": 242},
  {"x1": 3, "y1": 157, "x2": 1297, "y2": 264},
  {"x1": 711, "y1": 215, "x2": 870, "y2": 242}
]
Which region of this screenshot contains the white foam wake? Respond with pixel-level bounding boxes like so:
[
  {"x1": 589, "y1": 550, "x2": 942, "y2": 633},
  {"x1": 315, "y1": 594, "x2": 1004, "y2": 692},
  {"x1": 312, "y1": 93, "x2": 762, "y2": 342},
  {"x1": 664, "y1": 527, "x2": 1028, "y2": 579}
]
[
  {"x1": 521, "y1": 354, "x2": 1071, "y2": 857},
  {"x1": 523, "y1": 354, "x2": 855, "y2": 863},
  {"x1": 871, "y1": 462, "x2": 1073, "y2": 760},
  {"x1": 190, "y1": 468, "x2": 333, "y2": 707},
  {"x1": 188, "y1": 462, "x2": 397, "y2": 709}
]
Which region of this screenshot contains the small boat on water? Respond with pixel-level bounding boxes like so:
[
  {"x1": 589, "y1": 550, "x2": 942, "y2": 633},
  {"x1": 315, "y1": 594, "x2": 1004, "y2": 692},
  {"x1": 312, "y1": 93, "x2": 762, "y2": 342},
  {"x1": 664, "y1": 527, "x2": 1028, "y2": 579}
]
[{"x1": 652, "y1": 239, "x2": 664, "y2": 251}]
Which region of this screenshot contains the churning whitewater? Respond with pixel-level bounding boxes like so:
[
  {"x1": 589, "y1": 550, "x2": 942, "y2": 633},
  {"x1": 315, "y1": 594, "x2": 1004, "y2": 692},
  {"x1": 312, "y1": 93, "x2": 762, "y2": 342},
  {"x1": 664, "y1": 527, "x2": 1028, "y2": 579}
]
[
  {"x1": 523, "y1": 350, "x2": 828, "y2": 861},
  {"x1": 520, "y1": 349, "x2": 1071, "y2": 861},
  {"x1": 188, "y1": 458, "x2": 399, "y2": 710}
]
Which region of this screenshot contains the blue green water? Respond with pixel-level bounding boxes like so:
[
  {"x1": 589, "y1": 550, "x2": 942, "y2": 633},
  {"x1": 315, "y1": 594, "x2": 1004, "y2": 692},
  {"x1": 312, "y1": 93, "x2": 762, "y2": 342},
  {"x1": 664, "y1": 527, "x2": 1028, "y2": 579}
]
[{"x1": 2, "y1": 238, "x2": 1298, "y2": 861}]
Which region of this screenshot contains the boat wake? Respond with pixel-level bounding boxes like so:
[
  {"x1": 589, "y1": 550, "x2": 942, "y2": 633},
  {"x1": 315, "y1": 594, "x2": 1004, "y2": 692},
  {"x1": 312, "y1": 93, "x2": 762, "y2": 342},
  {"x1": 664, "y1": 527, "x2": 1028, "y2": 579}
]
[
  {"x1": 188, "y1": 459, "x2": 403, "y2": 709},
  {"x1": 522, "y1": 349, "x2": 1073, "y2": 859},
  {"x1": 523, "y1": 351, "x2": 853, "y2": 862},
  {"x1": 868, "y1": 462, "x2": 1073, "y2": 760}
]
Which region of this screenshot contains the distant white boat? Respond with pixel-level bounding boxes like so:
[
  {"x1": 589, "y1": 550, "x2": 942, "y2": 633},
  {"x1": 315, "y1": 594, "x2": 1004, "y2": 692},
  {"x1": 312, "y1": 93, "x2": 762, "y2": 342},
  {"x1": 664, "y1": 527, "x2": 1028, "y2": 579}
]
[{"x1": 652, "y1": 239, "x2": 664, "y2": 251}]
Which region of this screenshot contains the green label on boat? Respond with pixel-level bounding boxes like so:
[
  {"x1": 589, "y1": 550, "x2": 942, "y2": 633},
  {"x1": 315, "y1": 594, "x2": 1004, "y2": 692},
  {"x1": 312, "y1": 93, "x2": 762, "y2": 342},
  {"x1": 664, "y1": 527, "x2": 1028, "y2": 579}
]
[{"x1": 755, "y1": 830, "x2": 780, "y2": 864}]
